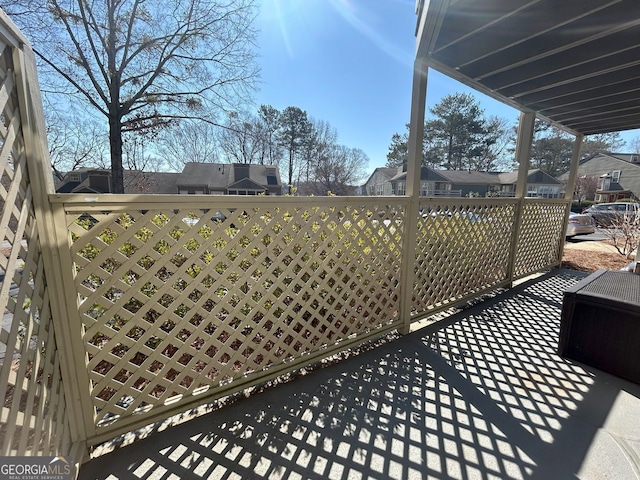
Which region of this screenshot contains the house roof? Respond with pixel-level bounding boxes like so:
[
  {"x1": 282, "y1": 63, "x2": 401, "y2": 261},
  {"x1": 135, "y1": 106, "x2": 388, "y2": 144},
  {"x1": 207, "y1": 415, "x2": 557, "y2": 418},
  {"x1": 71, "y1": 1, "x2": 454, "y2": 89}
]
[
  {"x1": 363, "y1": 167, "x2": 400, "y2": 187},
  {"x1": 177, "y1": 163, "x2": 232, "y2": 189},
  {"x1": 376, "y1": 168, "x2": 400, "y2": 179},
  {"x1": 390, "y1": 166, "x2": 450, "y2": 182},
  {"x1": 416, "y1": 0, "x2": 640, "y2": 136},
  {"x1": 227, "y1": 178, "x2": 266, "y2": 191},
  {"x1": 497, "y1": 169, "x2": 562, "y2": 185},
  {"x1": 577, "y1": 152, "x2": 640, "y2": 168},
  {"x1": 594, "y1": 152, "x2": 640, "y2": 164},
  {"x1": 388, "y1": 167, "x2": 559, "y2": 186},
  {"x1": 56, "y1": 163, "x2": 282, "y2": 194},
  {"x1": 176, "y1": 163, "x2": 280, "y2": 190},
  {"x1": 436, "y1": 170, "x2": 502, "y2": 185},
  {"x1": 241, "y1": 164, "x2": 281, "y2": 187},
  {"x1": 125, "y1": 171, "x2": 179, "y2": 194},
  {"x1": 56, "y1": 168, "x2": 111, "y2": 193}
]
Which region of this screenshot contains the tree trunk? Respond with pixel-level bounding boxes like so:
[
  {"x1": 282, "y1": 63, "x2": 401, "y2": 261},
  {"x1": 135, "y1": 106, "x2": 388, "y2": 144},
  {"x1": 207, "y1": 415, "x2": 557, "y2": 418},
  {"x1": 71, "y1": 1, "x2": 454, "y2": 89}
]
[
  {"x1": 109, "y1": 115, "x2": 125, "y2": 194},
  {"x1": 107, "y1": 1, "x2": 124, "y2": 194},
  {"x1": 288, "y1": 147, "x2": 294, "y2": 194}
]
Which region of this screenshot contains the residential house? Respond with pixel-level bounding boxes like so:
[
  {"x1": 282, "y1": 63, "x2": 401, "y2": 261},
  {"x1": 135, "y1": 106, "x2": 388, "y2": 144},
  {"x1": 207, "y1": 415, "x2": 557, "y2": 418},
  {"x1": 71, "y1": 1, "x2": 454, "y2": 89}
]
[
  {"x1": 363, "y1": 166, "x2": 461, "y2": 197},
  {"x1": 55, "y1": 168, "x2": 115, "y2": 193},
  {"x1": 435, "y1": 170, "x2": 503, "y2": 197},
  {"x1": 362, "y1": 166, "x2": 562, "y2": 198},
  {"x1": 362, "y1": 167, "x2": 399, "y2": 196},
  {"x1": 176, "y1": 163, "x2": 282, "y2": 196},
  {"x1": 55, "y1": 168, "x2": 180, "y2": 194},
  {"x1": 56, "y1": 163, "x2": 283, "y2": 195},
  {"x1": 494, "y1": 170, "x2": 564, "y2": 198},
  {"x1": 557, "y1": 152, "x2": 640, "y2": 202}
]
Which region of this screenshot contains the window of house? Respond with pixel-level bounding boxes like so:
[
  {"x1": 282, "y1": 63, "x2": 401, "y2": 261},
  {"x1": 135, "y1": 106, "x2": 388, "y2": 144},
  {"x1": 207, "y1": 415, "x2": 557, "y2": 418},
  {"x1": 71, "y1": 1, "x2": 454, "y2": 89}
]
[
  {"x1": 266, "y1": 168, "x2": 278, "y2": 185},
  {"x1": 598, "y1": 177, "x2": 610, "y2": 190},
  {"x1": 397, "y1": 182, "x2": 406, "y2": 196},
  {"x1": 612, "y1": 170, "x2": 621, "y2": 183},
  {"x1": 67, "y1": 172, "x2": 81, "y2": 182}
]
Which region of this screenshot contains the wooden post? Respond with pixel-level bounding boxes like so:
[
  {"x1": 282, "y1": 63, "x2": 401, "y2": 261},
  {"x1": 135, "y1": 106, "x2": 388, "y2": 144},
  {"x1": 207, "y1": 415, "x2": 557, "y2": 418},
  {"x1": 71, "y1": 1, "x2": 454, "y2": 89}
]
[
  {"x1": 564, "y1": 135, "x2": 583, "y2": 202},
  {"x1": 559, "y1": 135, "x2": 584, "y2": 257},
  {"x1": 507, "y1": 112, "x2": 535, "y2": 285},
  {"x1": 399, "y1": 57, "x2": 428, "y2": 334}
]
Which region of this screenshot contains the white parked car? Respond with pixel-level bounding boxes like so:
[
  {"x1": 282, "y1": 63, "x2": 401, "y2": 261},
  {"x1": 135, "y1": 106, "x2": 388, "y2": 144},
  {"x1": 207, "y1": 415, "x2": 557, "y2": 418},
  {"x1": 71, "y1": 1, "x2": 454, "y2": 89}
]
[
  {"x1": 566, "y1": 212, "x2": 595, "y2": 238},
  {"x1": 583, "y1": 202, "x2": 640, "y2": 227}
]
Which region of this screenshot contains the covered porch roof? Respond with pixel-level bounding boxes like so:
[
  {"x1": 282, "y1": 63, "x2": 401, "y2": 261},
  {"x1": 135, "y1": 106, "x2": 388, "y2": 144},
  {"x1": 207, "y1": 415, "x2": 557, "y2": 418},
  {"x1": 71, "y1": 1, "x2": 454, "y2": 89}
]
[{"x1": 415, "y1": 0, "x2": 640, "y2": 136}]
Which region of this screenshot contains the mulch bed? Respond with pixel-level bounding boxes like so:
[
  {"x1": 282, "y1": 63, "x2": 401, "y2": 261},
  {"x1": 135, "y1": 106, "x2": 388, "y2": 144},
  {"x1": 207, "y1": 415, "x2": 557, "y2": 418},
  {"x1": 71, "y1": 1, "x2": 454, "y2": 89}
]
[{"x1": 561, "y1": 248, "x2": 631, "y2": 273}]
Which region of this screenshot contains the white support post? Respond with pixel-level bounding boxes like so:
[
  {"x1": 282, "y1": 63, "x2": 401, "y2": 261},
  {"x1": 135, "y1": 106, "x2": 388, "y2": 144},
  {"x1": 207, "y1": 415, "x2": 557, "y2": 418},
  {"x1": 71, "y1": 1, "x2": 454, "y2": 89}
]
[
  {"x1": 558, "y1": 135, "x2": 584, "y2": 263},
  {"x1": 399, "y1": 57, "x2": 428, "y2": 334},
  {"x1": 507, "y1": 112, "x2": 536, "y2": 285},
  {"x1": 514, "y1": 112, "x2": 536, "y2": 198},
  {"x1": 564, "y1": 134, "x2": 584, "y2": 202}
]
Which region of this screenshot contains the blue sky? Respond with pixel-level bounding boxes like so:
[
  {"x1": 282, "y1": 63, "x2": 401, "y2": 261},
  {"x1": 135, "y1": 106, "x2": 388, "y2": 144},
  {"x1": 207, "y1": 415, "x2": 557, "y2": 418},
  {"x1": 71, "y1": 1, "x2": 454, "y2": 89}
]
[{"x1": 256, "y1": 0, "x2": 639, "y2": 175}]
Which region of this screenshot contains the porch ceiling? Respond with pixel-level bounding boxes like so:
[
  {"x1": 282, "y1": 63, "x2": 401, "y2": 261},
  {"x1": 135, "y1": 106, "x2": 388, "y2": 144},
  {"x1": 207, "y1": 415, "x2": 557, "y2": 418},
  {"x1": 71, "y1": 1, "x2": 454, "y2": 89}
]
[{"x1": 416, "y1": 0, "x2": 640, "y2": 136}]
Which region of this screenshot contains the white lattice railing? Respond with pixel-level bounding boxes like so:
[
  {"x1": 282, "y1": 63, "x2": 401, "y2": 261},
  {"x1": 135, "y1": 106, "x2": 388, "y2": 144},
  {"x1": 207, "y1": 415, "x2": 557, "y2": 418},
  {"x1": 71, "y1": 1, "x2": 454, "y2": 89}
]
[
  {"x1": 514, "y1": 200, "x2": 568, "y2": 278},
  {"x1": 0, "y1": 12, "x2": 74, "y2": 458},
  {"x1": 50, "y1": 195, "x2": 408, "y2": 443},
  {"x1": 412, "y1": 198, "x2": 518, "y2": 314},
  {"x1": 46, "y1": 193, "x2": 569, "y2": 445}
]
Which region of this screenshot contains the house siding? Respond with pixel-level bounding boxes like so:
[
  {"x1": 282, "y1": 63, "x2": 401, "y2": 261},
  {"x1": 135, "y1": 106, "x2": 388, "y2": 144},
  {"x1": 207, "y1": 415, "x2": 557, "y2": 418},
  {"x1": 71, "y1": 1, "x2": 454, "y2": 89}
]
[
  {"x1": 558, "y1": 153, "x2": 640, "y2": 200},
  {"x1": 364, "y1": 167, "x2": 560, "y2": 198}
]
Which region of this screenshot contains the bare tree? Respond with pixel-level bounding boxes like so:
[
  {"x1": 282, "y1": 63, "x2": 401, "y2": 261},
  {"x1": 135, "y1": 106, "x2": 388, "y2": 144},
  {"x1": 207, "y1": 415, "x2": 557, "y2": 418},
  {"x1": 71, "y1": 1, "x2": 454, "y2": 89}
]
[
  {"x1": 603, "y1": 212, "x2": 639, "y2": 258},
  {"x1": 581, "y1": 132, "x2": 625, "y2": 158},
  {"x1": 530, "y1": 125, "x2": 575, "y2": 177},
  {"x1": 0, "y1": 0, "x2": 44, "y2": 18},
  {"x1": 46, "y1": 106, "x2": 108, "y2": 180},
  {"x1": 4, "y1": 0, "x2": 259, "y2": 193},
  {"x1": 298, "y1": 118, "x2": 338, "y2": 187},
  {"x1": 122, "y1": 134, "x2": 164, "y2": 173},
  {"x1": 310, "y1": 145, "x2": 369, "y2": 196},
  {"x1": 157, "y1": 120, "x2": 220, "y2": 171},
  {"x1": 472, "y1": 116, "x2": 514, "y2": 172},
  {"x1": 573, "y1": 175, "x2": 598, "y2": 205},
  {"x1": 255, "y1": 105, "x2": 281, "y2": 166},
  {"x1": 218, "y1": 111, "x2": 262, "y2": 164}
]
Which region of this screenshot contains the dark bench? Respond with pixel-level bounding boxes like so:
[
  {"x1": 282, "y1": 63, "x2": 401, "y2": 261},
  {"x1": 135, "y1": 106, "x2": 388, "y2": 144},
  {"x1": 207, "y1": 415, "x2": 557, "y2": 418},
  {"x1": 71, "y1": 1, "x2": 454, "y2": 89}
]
[{"x1": 558, "y1": 269, "x2": 640, "y2": 384}]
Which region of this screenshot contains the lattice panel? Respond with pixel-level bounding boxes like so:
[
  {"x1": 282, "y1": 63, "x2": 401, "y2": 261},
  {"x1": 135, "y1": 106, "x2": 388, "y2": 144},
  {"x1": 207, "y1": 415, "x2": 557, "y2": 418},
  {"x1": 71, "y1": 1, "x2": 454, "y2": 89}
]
[
  {"x1": 66, "y1": 203, "x2": 403, "y2": 427},
  {"x1": 513, "y1": 201, "x2": 568, "y2": 278},
  {"x1": 411, "y1": 201, "x2": 516, "y2": 316},
  {"x1": 0, "y1": 41, "x2": 71, "y2": 455}
]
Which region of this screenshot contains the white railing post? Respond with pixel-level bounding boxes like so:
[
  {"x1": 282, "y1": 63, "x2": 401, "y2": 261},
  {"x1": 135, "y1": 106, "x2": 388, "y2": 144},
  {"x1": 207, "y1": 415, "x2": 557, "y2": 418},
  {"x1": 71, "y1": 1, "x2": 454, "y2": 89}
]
[
  {"x1": 559, "y1": 135, "x2": 584, "y2": 252},
  {"x1": 400, "y1": 57, "x2": 428, "y2": 334},
  {"x1": 507, "y1": 112, "x2": 535, "y2": 285}
]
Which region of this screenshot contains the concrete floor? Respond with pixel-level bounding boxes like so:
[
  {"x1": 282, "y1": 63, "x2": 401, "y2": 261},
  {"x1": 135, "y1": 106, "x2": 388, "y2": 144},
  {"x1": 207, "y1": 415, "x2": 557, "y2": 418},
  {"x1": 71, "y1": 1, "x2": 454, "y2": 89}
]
[{"x1": 78, "y1": 269, "x2": 640, "y2": 479}]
